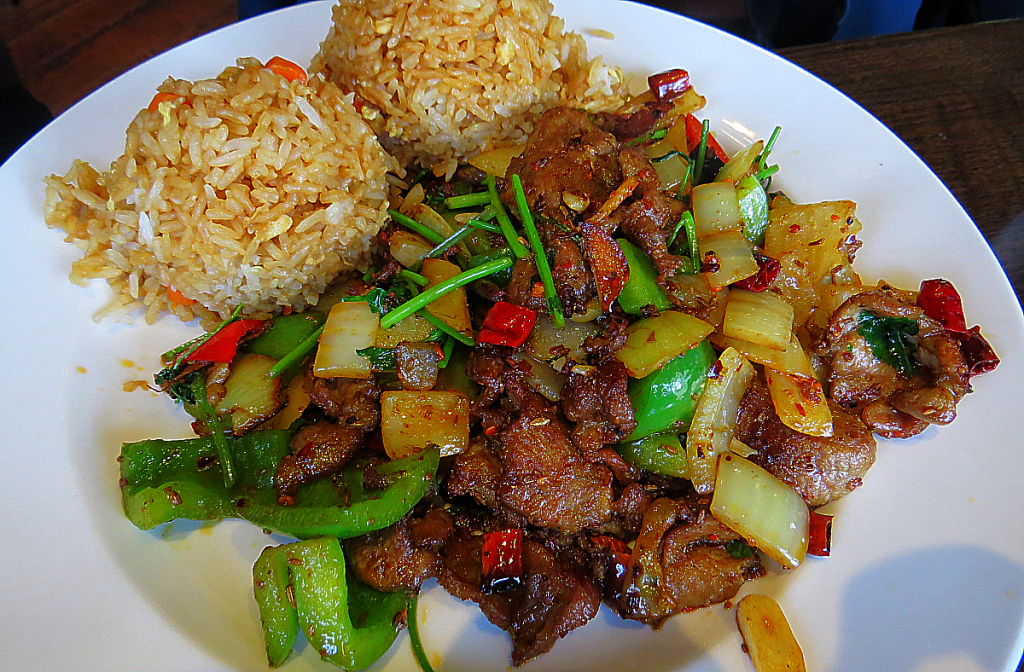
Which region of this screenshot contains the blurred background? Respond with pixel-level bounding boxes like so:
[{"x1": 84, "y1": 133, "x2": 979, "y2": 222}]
[{"x1": 1, "y1": 0, "x2": 1022, "y2": 163}]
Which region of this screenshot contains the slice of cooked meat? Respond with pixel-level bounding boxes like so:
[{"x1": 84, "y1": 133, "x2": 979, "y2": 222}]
[
  {"x1": 817, "y1": 288, "x2": 971, "y2": 438},
  {"x1": 735, "y1": 375, "x2": 876, "y2": 507},
  {"x1": 496, "y1": 396, "x2": 615, "y2": 534},
  {"x1": 562, "y1": 359, "x2": 637, "y2": 459},
  {"x1": 274, "y1": 421, "x2": 364, "y2": 497},
  {"x1": 407, "y1": 504, "x2": 455, "y2": 552},
  {"x1": 504, "y1": 107, "x2": 621, "y2": 228},
  {"x1": 610, "y1": 482, "x2": 653, "y2": 535},
  {"x1": 616, "y1": 148, "x2": 689, "y2": 280},
  {"x1": 509, "y1": 540, "x2": 601, "y2": 666},
  {"x1": 345, "y1": 516, "x2": 439, "y2": 592},
  {"x1": 309, "y1": 376, "x2": 381, "y2": 430},
  {"x1": 506, "y1": 258, "x2": 547, "y2": 312},
  {"x1": 437, "y1": 526, "x2": 516, "y2": 631},
  {"x1": 447, "y1": 435, "x2": 503, "y2": 510},
  {"x1": 615, "y1": 496, "x2": 763, "y2": 627}
]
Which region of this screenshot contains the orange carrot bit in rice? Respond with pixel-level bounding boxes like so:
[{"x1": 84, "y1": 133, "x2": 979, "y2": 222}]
[
  {"x1": 265, "y1": 56, "x2": 307, "y2": 84},
  {"x1": 589, "y1": 175, "x2": 640, "y2": 226},
  {"x1": 167, "y1": 287, "x2": 196, "y2": 307},
  {"x1": 147, "y1": 92, "x2": 185, "y2": 113}
]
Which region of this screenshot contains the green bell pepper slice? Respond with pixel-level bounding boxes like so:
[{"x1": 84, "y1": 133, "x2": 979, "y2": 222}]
[
  {"x1": 246, "y1": 312, "x2": 327, "y2": 361},
  {"x1": 120, "y1": 432, "x2": 440, "y2": 539},
  {"x1": 253, "y1": 537, "x2": 408, "y2": 669},
  {"x1": 616, "y1": 239, "x2": 672, "y2": 315},
  {"x1": 626, "y1": 339, "x2": 717, "y2": 441},
  {"x1": 616, "y1": 433, "x2": 689, "y2": 478},
  {"x1": 737, "y1": 175, "x2": 769, "y2": 247}
]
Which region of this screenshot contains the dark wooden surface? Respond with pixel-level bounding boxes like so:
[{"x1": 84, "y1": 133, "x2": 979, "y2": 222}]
[{"x1": 780, "y1": 18, "x2": 1024, "y2": 307}]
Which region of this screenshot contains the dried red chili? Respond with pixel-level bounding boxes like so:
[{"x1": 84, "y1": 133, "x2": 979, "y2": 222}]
[
  {"x1": 684, "y1": 114, "x2": 729, "y2": 162},
  {"x1": 733, "y1": 252, "x2": 781, "y2": 292},
  {"x1": 957, "y1": 325, "x2": 1000, "y2": 377},
  {"x1": 648, "y1": 68, "x2": 691, "y2": 102},
  {"x1": 476, "y1": 301, "x2": 537, "y2": 348},
  {"x1": 807, "y1": 511, "x2": 833, "y2": 557},
  {"x1": 918, "y1": 279, "x2": 968, "y2": 334},
  {"x1": 481, "y1": 528, "x2": 524, "y2": 593}
]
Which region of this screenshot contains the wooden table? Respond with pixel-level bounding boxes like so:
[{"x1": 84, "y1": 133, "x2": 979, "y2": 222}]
[{"x1": 778, "y1": 18, "x2": 1024, "y2": 307}]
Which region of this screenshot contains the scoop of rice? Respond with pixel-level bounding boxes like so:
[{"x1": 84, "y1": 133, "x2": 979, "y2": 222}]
[
  {"x1": 311, "y1": 0, "x2": 626, "y2": 177},
  {"x1": 44, "y1": 57, "x2": 398, "y2": 325}
]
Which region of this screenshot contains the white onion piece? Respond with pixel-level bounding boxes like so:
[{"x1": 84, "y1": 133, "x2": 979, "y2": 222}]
[
  {"x1": 699, "y1": 228, "x2": 759, "y2": 290},
  {"x1": 711, "y1": 453, "x2": 809, "y2": 570},
  {"x1": 723, "y1": 289, "x2": 795, "y2": 351},
  {"x1": 615, "y1": 310, "x2": 714, "y2": 379},
  {"x1": 736, "y1": 594, "x2": 807, "y2": 672},
  {"x1": 381, "y1": 391, "x2": 469, "y2": 459},
  {"x1": 765, "y1": 368, "x2": 834, "y2": 437},
  {"x1": 713, "y1": 333, "x2": 815, "y2": 379},
  {"x1": 686, "y1": 346, "x2": 754, "y2": 493},
  {"x1": 313, "y1": 301, "x2": 379, "y2": 379},
  {"x1": 692, "y1": 182, "x2": 743, "y2": 237}
]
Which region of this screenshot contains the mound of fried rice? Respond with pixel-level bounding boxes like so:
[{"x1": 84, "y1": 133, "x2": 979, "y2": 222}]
[
  {"x1": 311, "y1": 0, "x2": 627, "y2": 177},
  {"x1": 44, "y1": 57, "x2": 397, "y2": 325}
]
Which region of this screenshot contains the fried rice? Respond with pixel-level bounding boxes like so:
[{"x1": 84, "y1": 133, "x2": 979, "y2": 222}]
[
  {"x1": 44, "y1": 57, "x2": 397, "y2": 325},
  {"x1": 311, "y1": 0, "x2": 628, "y2": 177}
]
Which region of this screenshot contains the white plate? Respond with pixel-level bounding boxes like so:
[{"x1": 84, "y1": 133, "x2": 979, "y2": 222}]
[{"x1": 2, "y1": 1, "x2": 1023, "y2": 670}]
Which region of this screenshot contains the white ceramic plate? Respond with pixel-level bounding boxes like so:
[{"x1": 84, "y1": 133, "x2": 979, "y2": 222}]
[{"x1": 2, "y1": 1, "x2": 1023, "y2": 670}]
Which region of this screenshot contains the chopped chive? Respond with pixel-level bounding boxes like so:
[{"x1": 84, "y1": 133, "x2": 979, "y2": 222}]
[
  {"x1": 684, "y1": 210, "x2": 699, "y2": 266},
  {"x1": 440, "y1": 336, "x2": 456, "y2": 368},
  {"x1": 426, "y1": 223, "x2": 476, "y2": 259},
  {"x1": 675, "y1": 159, "x2": 694, "y2": 201},
  {"x1": 388, "y1": 208, "x2": 446, "y2": 245},
  {"x1": 651, "y1": 149, "x2": 686, "y2": 164},
  {"x1": 380, "y1": 256, "x2": 514, "y2": 330},
  {"x1": 265, "y1": 324, "x2": 325, "y2": 379},
  {"x1": 757, "y1": 126, "x2": 782, "y2": 173},
  {"x1": 753, "y1": 164, "x2": 780, "y2": 182},
  {"x1": 624, "y1": 127, "x2": 668, "y2": 147},
  {"x1": 418, "y1": 308, "x2": 475, "y2": 346},
  {"x1": 397, "y1": 269, "x2": 429, "y2": 286},
  {"x1": 511, "y1": 174, "x2": 565, "y2": 329},
  {"x1": 408, "y1": 594, "x2": 436, "y2": 672},
  {"x1": 476, "y1": 205, "x2": 496, "y2": 222},
  {"x1": 678, "y1": 255, "x2": 695, "y2": 275},
  {"x1": 445, "y1": 191, "x2": 492, "y2": 209},
  {"x1": 693, "y1": 119, "x2": 710, "y2": 186},
  {"x1": 485, "y1": 175, "x2": 530, "y2": 259},
  {"x1": 468, "y1": 218, "x2": 501, "y2": 234},
  {"x1": 409, "y1": 168, "x2": 430, "y2": 186}
]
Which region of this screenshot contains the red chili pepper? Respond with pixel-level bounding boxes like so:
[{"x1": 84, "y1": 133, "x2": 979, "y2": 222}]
[
  {"x1": 184, "y1": 319, "x2": 264, "y2": 363},
  {"x1": 807, "y1": 511, "x2": 833, "y2": 557},
  {"x1": 684, "y1": 114, "x2": 729, "y2": 163},
  {"x1": 956, "y1": 325, "x2": 999, "y2": 377},
  {"x1": 648, "y1": 69, "x2": 691, "y2": 102},
  {"x1": 918, "y1": 279, "x2": 968, "y2": 334},
  {"x1": 476, "y1": 301, "x2": 537, "y2": 348},
  {"x1": 481, "y1": 528, "x2": 523, "y2": 593},
  {"x1": 733, "y1": 252, "x2": 781, "y2": 292}
]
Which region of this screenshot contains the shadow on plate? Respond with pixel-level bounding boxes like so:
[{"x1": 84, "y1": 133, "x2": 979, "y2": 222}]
[{"x1": 833, "y1": 544, "x2": 1024, "y2": 672}]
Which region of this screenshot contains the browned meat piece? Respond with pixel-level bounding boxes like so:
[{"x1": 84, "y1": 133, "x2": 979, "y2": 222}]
[
  {"x1": 437, "y1": 525, "x2": 601, "y2": 667},
  {"x1": 735, "y1": 376, "x2": 876, "y2": 507},
  {"x1": 817, "y1": 288, "x2": 971, "y2": 438},
  {"x1": 275, "y1": 421, "x2": 364, "y2": 497},
  {"x1": 510, "y1": 540, "x2": 601, "y2": 666},
  {"x1": 407, "y1": 505, "x2": 455, "y2": 551},
  {"x1": 562, "y1": 359, "x2": 637, "y2": 460},
  {"x1": 496, "y1": 397, "x2": 615, "y2": 534},
  {"x1": 505, "y1": 107, "x2": 620, "y2": 227},
  {"x1": 616, "y1": 148, "x2": 689, "y2": 280},
  {"x1": 614, "y1": 496, "x2": 763, "y2": 626},
  {"x1": 582, "y1": 313, "x2": 629, "y2": 361},
  {"x1": 437, "y1": 526, "x2": 516, "y2": 631},
  {"x1": 611, "y1": 101, "x2": 674, "y2": 142},
  {"x1": 610, "y1": 482, "x2": 653, "y2": 535},
  {"x1": 395, "y1": 341, "x2": 440, "y2": 391},
  {"x1": 309, "y1": 376, "x2": 381, "y2": 430},
  {"x1": 503, "y1": 107, "x2": 622, "y2": 315},
  {"x1": 345, "y1": 517, "x2": 439, "y2": 592},
  {"x1": 447, "y1": 436, "x2": 503, "y2": 509},
  {"x1": 505, "y1": 258, "x2": 546, "y2": 312}
]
